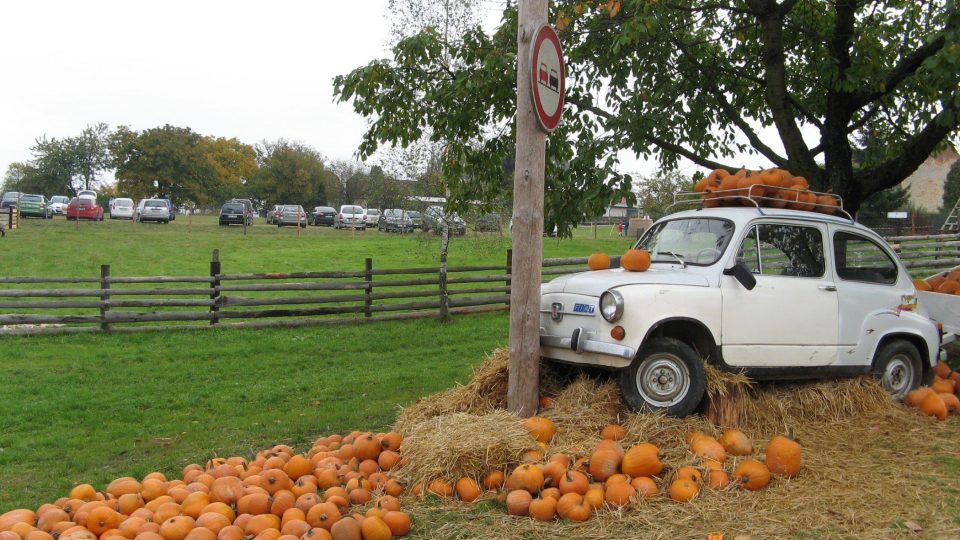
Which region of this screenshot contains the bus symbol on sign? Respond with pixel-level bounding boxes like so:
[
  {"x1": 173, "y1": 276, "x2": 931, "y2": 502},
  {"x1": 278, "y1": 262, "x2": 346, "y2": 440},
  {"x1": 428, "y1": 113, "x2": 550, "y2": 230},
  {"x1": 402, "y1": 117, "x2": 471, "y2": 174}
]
[{"x1": 538, "y1": 63, "x2": 559, "y2": 93}]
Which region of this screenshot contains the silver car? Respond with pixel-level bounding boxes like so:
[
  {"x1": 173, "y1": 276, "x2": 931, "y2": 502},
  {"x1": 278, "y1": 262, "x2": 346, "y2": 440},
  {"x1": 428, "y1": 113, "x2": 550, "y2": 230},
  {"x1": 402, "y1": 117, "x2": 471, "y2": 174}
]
[
  {"x1": 334, "y1": 205, "x2": 367, "y2": 230},
  {"x1": 276, "y1": 205, "x2": 308, "y2": 228},
  {"x1": 378, "y1": 209, "x2": 414, "y2": 232},
  {"x1": 138, "y1": 199, "x2": 171, "y2": 223}
]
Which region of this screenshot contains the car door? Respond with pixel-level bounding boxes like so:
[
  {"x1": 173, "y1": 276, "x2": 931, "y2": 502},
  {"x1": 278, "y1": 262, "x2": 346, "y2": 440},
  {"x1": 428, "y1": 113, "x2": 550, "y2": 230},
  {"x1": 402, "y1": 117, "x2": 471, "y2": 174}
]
[
  {"x1": 829, "y1": 225, "x2": 912, "y2": 367},
  {"x1": 721, "y1": 221, "x2": 839, "y2": 367}
]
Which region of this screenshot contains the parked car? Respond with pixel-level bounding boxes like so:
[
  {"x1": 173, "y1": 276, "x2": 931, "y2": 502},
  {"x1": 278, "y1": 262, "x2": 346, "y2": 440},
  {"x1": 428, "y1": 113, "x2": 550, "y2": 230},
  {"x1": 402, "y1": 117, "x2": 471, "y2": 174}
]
[
  {"x1": 539, "y1": 197, "x2": 941, "y2": 417},
  {"x1": 334, "y1": 205, "x2": 367, "y2": 230},
  {"x1": 19, "y1": 194, "x2": 52, "y2": 219},
  {"x1": 160, "y1": 198, "x2": 176, "y2": 221},
  {"x1": 365, "y1": 208, "x2": 381, "y2": 224},
  {"x1": 312, "y1": 206, "x2": 337, "y2": 226},
  {"x1": 405, "y1": 210, "x2": 423, "y2": 230},
  {"x1": 110, "y1": 198, "x2": 135, "y2": 219},
  {"x1": 276, "y1": 205, "x2": 308, "y2": 227},
  {"x1": 423, "y1": 205, "x2": 466, "y2": 235},
  {"x1": 138, "y1": 199, "x2": 171, "y2": 223},
  {"x1": 266, "y1": 204, "x2": 282, "y2": 225},
  {"x1": 219, "y1": 201, "x2": 249, "y2": 226},
  {"x1": 65, "y1": 197, "x2": 104, "y2": 221},
  {"x1": 475, "y1": 212, "x2": 502, "y2": 232},
  {"x1": 378, "y1": 209, "x2": 414, "y2": 232},
  {"x1": 48, "y1": 195, "x2": 70, "y2": 215},
  {"x1": 228, "y1": 198, "x2": 254, "y2": 226},
  {"x1": 0, "y1": 192, "x2": 20, "y2": 209}
]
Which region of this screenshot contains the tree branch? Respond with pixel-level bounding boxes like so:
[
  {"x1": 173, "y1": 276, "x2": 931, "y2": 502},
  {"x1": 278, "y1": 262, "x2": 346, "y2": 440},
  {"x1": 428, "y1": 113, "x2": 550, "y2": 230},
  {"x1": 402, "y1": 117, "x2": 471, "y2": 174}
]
[
  {"x1": 850, "y1": 33, "x2": 948, "y2": 109},
  {"x1": 709, "y1": 88, "x2": 789, "y2": 167}
]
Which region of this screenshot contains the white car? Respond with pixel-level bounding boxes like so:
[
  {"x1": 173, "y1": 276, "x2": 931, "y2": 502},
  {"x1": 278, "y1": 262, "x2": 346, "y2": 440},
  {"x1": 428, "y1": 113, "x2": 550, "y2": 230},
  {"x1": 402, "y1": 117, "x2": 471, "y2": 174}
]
[
  {"x1": 334, "y1": 205, "x2": 367, "y2": 230},
  {"x1": 110, "y1": 198, "x2": 135, "y2": 219},
  {"x1": 48, "y1": 196, "x2": 70, "y2": 215},
  {"x1": 539, "y1": 203, "x2": 940, "y2": 416}
]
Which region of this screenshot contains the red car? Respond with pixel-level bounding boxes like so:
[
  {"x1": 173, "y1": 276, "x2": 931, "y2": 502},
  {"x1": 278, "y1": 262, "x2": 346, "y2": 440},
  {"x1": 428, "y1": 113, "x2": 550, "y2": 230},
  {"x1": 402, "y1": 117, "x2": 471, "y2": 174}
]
[{"x1": 66, "y1": 197, "x2": 104, "y2": 221}]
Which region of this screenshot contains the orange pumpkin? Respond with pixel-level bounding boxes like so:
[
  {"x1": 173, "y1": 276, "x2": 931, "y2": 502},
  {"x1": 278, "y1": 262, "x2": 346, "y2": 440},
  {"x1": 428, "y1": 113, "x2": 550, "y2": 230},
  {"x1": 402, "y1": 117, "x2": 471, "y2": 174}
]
[
  {"x1": 528, "y1": 497, "x2": 558, "y2": 522},
  {"x1": 600, "y1": 424, "x2": 625, "y2": 441},
  {"x1": 932, "y1": 377, "x2": 956, "y2": 394},
  {"x1": 558, "y1": 470, "x2": 590, "y2": 495},
  {"x1": 555, "y1": 493, "x2": 591, "y2": 522},
  {"x1": 620, "y1": 443, "x2": 663, "y2": 478},
  {"x1": 427, "y1": 479, "x2": 453, "y2": 497},
  {"x1": 919, "y1": 391, "x2": 948, "y2": 421},
  {"x1": 733, "y1": 459, "x2": 770, "y2": 491},
  {"x1": 358, "y1": 516, "x2": 391, "y2": 540},
  {"x1": 521, "y1": 416, "x2": 556, "y2": 444},
  {"x1": 765, "y1": 434, "x2": 801, "y2": 477},
  {"x1": 328, "y1": 518, "x2": 360, "y2": 540},
  {"x1": 505, "y1": 490, "x2": 532, "y2": 516},
  {"x1": 481, "y1": 470, "x2": 504, "y2": 491},
  {"x1": 505, "y1": 464, "x2": 544, "y2": 494},
  {"x1": 604, "y1": 482, "x2": 636, "y2": 507},
  {"x1": 690, "y1": 435, "x2": 726, "y2": 462},
  {"x1": 630, "y1": 477, "x2": 659, "y2": 498},
  {"x1": 667, "y1": 478, "x2": 699, "y2": 502},
  {"x1": 913, "y1": 279, "x2": 933, "y2": 292},
  {"x1": 454, "y1": 477, "x2": 481, "y2": 502},
  {"x1": 718, "y1": 429, "x2": 753, "y2": 456},
  {"x1": 621, "y1": 249, "x2": 651, "y2": 272},
  {"x1": 380, "y1": 511, "x2": 410, "y2": 537},
  {"x1": 587, "y1": 252, "x2": 612, "y2": 271},
  {"x1": 905, "y1": 387, "x2": 935, "y2": 407},
  {"x1": 939, "y1": 393, "x2": 960, "y2": 415}
]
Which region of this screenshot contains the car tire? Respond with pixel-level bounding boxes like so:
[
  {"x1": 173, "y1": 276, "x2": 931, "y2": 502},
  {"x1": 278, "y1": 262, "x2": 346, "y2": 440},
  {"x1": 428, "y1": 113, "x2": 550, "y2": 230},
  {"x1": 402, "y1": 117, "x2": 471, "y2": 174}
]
[
  {"x1": 619, "y1": 337, "x2": 706, "y2": 417},
  {"x1": 872, "y1": 339, "x2": 923, "y2": 400}
]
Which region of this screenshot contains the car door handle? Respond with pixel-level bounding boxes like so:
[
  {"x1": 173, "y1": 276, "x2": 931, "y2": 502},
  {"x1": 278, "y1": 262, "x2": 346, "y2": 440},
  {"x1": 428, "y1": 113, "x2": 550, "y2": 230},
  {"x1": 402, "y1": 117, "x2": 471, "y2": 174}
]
[{"x1": 818, "y1": 284, "x2": 837, "y2": 292}]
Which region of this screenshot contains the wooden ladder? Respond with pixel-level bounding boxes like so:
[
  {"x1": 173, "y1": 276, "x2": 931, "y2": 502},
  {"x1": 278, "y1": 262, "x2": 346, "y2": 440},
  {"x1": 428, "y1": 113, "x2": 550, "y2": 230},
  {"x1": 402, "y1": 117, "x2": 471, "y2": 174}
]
[{"x1": 943, "y1": 197, "x2": 960, "y2": 232}]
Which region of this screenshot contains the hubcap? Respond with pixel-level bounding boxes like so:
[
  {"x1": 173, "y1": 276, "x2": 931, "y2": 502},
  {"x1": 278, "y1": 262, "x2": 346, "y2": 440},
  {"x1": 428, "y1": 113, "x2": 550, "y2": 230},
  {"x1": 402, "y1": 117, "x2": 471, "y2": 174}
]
[
  {"x1": 636, "y1": 354, "x2": 690, "y2": 407},
  {"x1": 882, "y1": 355, "x2": 913, "y2": 397}
]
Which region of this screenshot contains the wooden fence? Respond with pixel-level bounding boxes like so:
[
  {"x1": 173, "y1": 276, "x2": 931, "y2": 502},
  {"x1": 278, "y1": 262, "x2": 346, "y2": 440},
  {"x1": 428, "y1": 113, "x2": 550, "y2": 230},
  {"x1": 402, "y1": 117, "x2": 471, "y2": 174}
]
[
  {"x1": 2, "y1": 233, "x2": 958, "y2": 337},
  {"x1": 1, "y1": 207, "x2": 18, "y2": 230},
  {"x1": 0, "y1": 249, "x2": 594, "y2": 336}
]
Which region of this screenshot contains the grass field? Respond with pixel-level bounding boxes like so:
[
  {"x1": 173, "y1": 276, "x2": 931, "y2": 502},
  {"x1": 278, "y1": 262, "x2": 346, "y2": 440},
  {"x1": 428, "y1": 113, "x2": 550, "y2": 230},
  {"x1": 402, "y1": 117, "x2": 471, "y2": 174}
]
[{"x1": 0, "y1": 215, "x2": 633, "y2": 511}]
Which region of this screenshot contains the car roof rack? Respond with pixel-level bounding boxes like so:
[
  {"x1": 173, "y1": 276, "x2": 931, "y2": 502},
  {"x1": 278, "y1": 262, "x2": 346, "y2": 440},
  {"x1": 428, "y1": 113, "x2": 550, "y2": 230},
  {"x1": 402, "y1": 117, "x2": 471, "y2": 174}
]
[{"x1": 668, "y1": 186, "x2": 855, "y2": 223}]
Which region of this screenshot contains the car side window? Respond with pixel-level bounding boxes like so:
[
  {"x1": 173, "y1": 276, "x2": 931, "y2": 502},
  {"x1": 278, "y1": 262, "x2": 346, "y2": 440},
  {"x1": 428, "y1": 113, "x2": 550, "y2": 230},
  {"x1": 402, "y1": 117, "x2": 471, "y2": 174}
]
[
  {"x1": 737, "y1": 224, "x2": 825, "y2": 277},
  {"x1": 833, "y1": 231, "x2": 897, "y2": 284}
]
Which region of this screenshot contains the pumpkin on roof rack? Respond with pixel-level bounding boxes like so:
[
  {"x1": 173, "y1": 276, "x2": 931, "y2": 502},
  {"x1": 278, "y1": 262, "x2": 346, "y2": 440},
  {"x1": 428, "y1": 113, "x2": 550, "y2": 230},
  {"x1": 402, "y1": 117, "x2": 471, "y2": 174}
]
[{"x1": 686, "y1": 168, "x2": 843, "y2": 216}]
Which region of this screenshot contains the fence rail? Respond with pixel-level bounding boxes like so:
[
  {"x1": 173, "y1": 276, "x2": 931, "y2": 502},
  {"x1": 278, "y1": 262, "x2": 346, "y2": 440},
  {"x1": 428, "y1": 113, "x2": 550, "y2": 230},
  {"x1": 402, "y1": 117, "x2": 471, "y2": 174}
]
[
  {"x1": 0, "y1": 249, "x2": 590, "y2": 336},
  {"x1": 3, "y1": 233, "x2": 960, "y2": 336}
]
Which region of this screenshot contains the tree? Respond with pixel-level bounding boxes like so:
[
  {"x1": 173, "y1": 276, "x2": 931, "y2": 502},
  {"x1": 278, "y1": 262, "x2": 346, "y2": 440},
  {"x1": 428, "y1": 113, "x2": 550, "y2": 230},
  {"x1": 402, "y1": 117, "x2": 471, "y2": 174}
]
[
  {"x1": 942, "y1": 159, "x2": 960, "y2": 213},
  {"x1": 636, "y1": 170, "x2": 691, "y2": 220},
  {"x1": 249, "y1": 140, "x2": 327, "y2": 210},
  {"x1": 364, "y1": 165, "x2": 412, "y2": 210},
  {"x1": 335, "y1": 1, "x2": 960, "y2": 220},
  {"x1": 69, "y1": 123, "x2": 112, "y2": 191},
  {"x1": 856, "y1": 185, "x2": 911, "y2": 224},
  {"x1": 327, "y1": 160, "x2": 369, "y2": 205},
  {"x1": 1, "y1": 162, "x2": 39, "y2": 193},
  {"x1": 29, "y1": 136, "x2": 81, "y2": 195},
  {"x1": 200, "y1": 136, "x2": 258, "y2": 202},
  {"x1": 111, "y1": 125, "x2": 216, "y2": 204}
]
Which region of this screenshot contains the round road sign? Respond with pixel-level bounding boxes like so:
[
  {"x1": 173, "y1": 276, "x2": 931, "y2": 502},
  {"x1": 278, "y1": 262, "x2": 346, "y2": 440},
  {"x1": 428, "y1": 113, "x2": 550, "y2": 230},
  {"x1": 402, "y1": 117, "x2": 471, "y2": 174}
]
[{"x1": 529, "y1": 24, "x2": 565, "y2": 132}]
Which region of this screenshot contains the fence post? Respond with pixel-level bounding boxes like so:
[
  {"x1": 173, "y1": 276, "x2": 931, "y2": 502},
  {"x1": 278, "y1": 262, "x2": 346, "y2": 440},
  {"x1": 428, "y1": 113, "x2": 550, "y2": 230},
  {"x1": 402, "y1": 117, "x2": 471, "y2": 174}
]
[
  {"x1": 505, "y1": 248, "x2": 513, "y2": 306},
  {"x1": 210, "y1": 249, "x2": 221, "y2": 325},
  {"x1": 364, "y1": 257, "x2": 373, "y2": 318},
  {"x1": 100, "y1": 264, "x2": 110, "y2": 332}
]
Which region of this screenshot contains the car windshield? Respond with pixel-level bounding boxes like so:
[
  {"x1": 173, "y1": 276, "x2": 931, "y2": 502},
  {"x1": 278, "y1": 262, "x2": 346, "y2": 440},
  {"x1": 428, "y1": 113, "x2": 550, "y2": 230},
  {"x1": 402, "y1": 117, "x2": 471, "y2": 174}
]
[
  {"x1": 367, "y1": 209, "x2": 379, "y2": 216},
  {"x1": 407, "y1": 211, "x2": 421, "y2": 218},
  {"x1": 635, "y1": 218, "x2": 735, "y2": 266},
  {"x1": 145, "y1": 200, "x2": 166, "y2": 208}
]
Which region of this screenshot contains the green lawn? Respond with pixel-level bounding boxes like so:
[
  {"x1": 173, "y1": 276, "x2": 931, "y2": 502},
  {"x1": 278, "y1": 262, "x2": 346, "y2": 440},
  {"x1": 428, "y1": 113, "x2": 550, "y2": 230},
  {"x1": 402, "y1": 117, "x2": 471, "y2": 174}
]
[{"x1": 0, "y1": 215, "x2": 633, "y2": 511}]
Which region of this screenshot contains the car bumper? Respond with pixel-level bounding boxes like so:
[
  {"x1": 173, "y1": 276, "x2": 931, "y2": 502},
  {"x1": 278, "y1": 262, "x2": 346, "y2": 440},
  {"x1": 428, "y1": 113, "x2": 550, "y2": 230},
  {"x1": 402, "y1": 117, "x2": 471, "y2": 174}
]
[{"x1": 540, "y1": 327, "x2": 636, "y2": 361}]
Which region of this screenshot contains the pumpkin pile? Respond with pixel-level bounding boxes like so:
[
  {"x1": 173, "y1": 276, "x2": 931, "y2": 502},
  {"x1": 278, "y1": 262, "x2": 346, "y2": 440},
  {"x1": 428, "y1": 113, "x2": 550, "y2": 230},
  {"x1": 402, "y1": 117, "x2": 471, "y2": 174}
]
[
  {"x1": 915, "y1": 268, "x2": 960, "y2": 295},
  {"x1": 0, "y1": 432, "x2": 413, "y2": 540},
  {"x1": 409, "y1": 416, "x2": 801, "y2": 521},
  {"x1": 587, "y1": 250, "x2": 651, "y2": 272},
  {"x1": 694, "y1": 168, "x2": 840, "y2": 214},
  {"x1": 904, "y1": 361, "x2": 960, "y2": 421}
]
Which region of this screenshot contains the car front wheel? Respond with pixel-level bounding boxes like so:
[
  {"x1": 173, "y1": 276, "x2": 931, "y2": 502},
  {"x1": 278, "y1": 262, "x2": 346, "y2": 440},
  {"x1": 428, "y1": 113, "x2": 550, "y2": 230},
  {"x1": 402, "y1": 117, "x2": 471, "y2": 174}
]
[
  {"x1": 619, "y1": 337, "x2": 706, "y2": 417},
  {"x1": 873, "y1": 339, "x2": 924, "y2": 400}
]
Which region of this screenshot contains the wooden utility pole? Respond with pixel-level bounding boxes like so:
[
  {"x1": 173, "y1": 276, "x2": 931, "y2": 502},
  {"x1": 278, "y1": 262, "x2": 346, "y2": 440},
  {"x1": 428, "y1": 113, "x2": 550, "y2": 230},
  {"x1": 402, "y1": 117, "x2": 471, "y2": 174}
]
[{"x1": 507, "y1": 0, "x2": 548, "y2": 417}]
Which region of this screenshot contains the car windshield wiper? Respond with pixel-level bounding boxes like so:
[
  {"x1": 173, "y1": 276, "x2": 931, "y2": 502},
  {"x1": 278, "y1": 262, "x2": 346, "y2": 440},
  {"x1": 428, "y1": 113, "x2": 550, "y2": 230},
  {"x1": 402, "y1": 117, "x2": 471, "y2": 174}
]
[{"x1": 654, "y1": 251, "x2": 687, "y2": 268}]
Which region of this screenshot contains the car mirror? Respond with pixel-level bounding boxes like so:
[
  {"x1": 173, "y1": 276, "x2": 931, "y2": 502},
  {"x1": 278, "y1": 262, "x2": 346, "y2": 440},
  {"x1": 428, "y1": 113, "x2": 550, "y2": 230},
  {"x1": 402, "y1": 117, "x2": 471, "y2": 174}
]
[{"x1": 723, "y1": 261, "x2": 757, "y2": 290}]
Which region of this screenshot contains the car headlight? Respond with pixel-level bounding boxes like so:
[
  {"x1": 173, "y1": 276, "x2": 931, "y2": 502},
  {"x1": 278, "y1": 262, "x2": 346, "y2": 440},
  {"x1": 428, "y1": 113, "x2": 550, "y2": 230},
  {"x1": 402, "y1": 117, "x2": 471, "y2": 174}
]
[{"x1": 599, "y1": 290, "x2": 624, "y2": 323}]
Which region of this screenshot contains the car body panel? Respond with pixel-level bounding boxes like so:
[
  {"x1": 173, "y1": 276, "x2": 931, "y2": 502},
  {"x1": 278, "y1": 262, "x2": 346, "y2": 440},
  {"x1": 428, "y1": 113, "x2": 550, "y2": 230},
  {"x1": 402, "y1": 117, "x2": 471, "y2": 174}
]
[
  {"x1": 276, "y1": 205, "x2": 308, "y2": 227},
  {"x1": 110, "y1": 198, "x2": 135, "y2": 219},
  {"x1": 378, "y1": 209, "x2": 414, "y2": 232},
  {"x1": 65, "y1": 197, "x2": 104, "y2": 220},
  {"x1": 219, "y1": 202, "x2": 248, "y2": 225},
  {"x1": 312, "y1": 206, "x2": 336, "y2": 226},
  {"x1": 335, "y1": 205, "x2": 366, "y2": 229},
  {"x1": 19, "y1": 194, "x2": 51, "y2": 218}
]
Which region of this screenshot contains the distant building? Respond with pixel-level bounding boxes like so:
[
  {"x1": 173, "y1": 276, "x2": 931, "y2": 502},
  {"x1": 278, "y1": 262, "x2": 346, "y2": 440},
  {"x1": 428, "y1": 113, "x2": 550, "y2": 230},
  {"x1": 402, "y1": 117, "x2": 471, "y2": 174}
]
[
  {"x1": 901, "y1": 147, "x2": 959, "y2": 213},
  {"x1": 604, "y1": 197, "x2": 637, "y2": 218}
]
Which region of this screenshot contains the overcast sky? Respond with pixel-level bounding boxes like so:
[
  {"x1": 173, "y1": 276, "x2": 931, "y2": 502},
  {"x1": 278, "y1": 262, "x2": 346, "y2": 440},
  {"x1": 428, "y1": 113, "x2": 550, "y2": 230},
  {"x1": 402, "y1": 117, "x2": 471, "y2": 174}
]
[
  {"x1": 0, "y1": 0, "x2": 723, "y2": 189},
  {"x1": 0, "y1": 0, "x2": 401, "y2": 179}
]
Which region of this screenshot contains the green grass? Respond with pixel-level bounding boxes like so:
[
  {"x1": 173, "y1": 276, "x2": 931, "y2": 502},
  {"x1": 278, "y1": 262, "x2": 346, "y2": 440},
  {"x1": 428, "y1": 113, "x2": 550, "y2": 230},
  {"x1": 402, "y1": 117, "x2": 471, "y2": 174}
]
[
  {"x1": 0, "y1": 216, "x2": 632, "y2": 511},
  {"x1": 0, "y1": 313, "x2": 509, "y2": 511}
]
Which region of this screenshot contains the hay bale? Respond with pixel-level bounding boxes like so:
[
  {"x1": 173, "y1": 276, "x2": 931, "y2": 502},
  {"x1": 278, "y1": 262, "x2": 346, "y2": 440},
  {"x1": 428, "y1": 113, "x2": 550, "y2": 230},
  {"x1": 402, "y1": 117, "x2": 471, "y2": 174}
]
[
  {"x1": 394, "y1": 348, "x2": 571, "y2": 435},
  {"x1": 393, "y1": 410, "x2": 534, "y2": 486},
  {"x1": 542, "y1": 374, "x2": 629, "y2": 453},
  {"x1": 703, "y1": 362, "x2": 754, "y2": 428}
]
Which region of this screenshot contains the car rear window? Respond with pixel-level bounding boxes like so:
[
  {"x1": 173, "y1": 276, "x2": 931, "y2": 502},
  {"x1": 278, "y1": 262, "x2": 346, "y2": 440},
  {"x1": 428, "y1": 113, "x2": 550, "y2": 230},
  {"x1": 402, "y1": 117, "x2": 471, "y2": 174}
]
[
  {"x1": 342, "y1": 206, "x2": 362, "y2": 214},
  {"x1": 222, "y1": 203, "x2": 244, "y2": 212},
  {"x1": 146, "y1": 200, "x2": 166, "y2": 208},
  {"x1": 282, "y1": 205, "x2": 299, "y2": 212},
  {"x1": 22, "y1": 195, "x2": 41, "y2": 202},
  {"x1": 114, "y1": 199, "x2": 133, "y2": 207}
]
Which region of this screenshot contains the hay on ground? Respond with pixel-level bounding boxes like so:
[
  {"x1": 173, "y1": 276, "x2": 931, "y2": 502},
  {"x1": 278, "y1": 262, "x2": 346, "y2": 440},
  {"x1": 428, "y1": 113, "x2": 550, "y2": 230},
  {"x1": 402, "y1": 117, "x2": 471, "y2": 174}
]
[
  {"x1": 540, "y1": 374, "x2": 627, "y2": 452},
  {"x1": 393, "y1": 410, "x2": 533, "y2": 486}
]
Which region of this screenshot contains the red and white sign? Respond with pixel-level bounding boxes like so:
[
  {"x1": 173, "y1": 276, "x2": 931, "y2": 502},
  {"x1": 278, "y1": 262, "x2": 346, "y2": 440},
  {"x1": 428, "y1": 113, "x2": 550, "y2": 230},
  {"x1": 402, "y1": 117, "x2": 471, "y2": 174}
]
[{"x1": 529, "y1": 24, "x2": 565, "y2": 132}]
